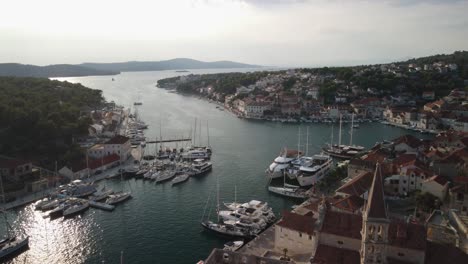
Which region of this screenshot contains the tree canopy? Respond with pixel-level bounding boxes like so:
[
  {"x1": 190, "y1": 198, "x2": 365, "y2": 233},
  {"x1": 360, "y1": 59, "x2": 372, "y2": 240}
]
[{"x1": 0, "y1": 77, "x2": 104, "y2": 168}]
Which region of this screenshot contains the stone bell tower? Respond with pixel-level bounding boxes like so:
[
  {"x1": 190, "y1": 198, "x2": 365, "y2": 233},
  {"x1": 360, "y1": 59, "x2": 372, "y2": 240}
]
[{"x1": 361, "y1": 163, "x2": 390, "y2": 264}]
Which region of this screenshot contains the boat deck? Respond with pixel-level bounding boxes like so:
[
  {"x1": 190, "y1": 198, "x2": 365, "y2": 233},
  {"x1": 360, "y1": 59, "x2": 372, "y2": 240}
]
[{"x1": 89, "y1": 201, "x2": 115, "y2": 211}]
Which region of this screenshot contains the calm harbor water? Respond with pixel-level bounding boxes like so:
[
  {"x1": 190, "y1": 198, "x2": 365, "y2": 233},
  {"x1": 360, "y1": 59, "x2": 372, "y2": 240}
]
[{"x1": 3, "y1": 69, "x2": 430, "y2": 264}]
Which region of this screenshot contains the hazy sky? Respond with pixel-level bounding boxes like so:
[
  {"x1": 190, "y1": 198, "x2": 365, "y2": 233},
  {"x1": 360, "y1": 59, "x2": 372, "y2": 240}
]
[{"x1": 1, "y1": 0, "x2": 467, "y2": 67}]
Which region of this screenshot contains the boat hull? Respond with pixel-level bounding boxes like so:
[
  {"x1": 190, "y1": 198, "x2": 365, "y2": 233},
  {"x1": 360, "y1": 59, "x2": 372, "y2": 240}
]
[{"x1": 267, "y1": 186, "x2": 307, "y2": 199}]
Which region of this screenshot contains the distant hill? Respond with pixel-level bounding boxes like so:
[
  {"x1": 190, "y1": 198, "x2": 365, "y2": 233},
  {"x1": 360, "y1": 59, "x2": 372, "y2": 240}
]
[
  {"x1": 0, "y1": 63, "x2": 118, "y2": 78},
  {"x1": 80, "y1": 58, "x2": 259, "y2": 72},
  {"x1": 402, "y1": 50, "x2": 468, "y2": 66},
  {"x1": 0, "y1": 58, "x2": 259, "y2": 78}
]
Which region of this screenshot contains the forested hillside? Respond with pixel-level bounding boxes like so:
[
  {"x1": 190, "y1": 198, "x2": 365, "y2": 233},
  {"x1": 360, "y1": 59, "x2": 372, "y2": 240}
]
[{"x1": 0, "y1": 77, "x2": 104, "y2": 167}]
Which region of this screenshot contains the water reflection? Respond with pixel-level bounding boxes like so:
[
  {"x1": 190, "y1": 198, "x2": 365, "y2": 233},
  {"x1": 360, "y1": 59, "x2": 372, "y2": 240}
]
[{"x1": 3, "y1": 205, "x2": 99, "y2": 264}]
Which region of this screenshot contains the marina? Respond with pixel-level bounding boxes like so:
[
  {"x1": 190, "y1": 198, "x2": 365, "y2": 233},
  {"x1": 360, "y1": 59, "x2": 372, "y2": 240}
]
[{"x1": 0, "y1": 69, "x2": 433, "y2": 263}]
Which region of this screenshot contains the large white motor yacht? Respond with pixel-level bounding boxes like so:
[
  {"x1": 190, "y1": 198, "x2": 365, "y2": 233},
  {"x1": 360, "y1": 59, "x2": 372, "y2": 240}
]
[
  {"x1": 266, "y1": 149, "x2": 302, "y2": 179},
  {"x1": 296, "y1": 154, "x2": 333, "y2": 187}
]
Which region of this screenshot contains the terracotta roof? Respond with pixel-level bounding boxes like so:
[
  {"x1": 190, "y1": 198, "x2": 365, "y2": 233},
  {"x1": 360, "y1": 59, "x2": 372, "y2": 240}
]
[
  {"x1": 336, "y1": 171, "x2": 373, "y2": 196},
  {"x1": 311, "y1": 245, "x2": 360, "y2": 264},
  {"x1": 365, "y1": 165, "x2": 388, "y2": 219},
  {"x1": 362, "y1": 149, "x2": 389, "y2": 163},
  {"x1": 388, "y1": 221, "x2": 426, "y2": 250},
  {"x1": 277, "y1": 211, "x2": 316, "y2": 235},
  {"x1": 332, "y1": 195, "x2": 365, "y2": 213},
  {"x1": 393, "y1": 134, "x2": 423, "y2": 149},
  {"x1": 321, "y1": 210, "x2": 362, "y2": 239},
  {"x1": 105, "y1": 135, "x2": 130, "y2": 145},
  {"x1": 425, "y1": 241, "x2": 468, "y2": 264},
  {"x1": 392, "y1": 154, "x2": 418, "y2": 167},
  {"x1": 0, "y1": 156, "x2": 31, "y2": 169}
]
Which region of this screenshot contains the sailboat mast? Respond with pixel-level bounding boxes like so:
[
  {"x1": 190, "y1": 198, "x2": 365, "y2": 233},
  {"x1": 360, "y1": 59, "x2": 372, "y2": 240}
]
[
  {"x1": 331, "y1": 125, "x2": 334, "y2": 149},
  {"x1": 234, "y1": 185, "x2": 237, "y2": 206},
  {"x1": 306, "y1": 126, "x2": 309, "y2": 156},
  {"x1": 338, "y1": 114, "x2": 342, "y2": 147},
  {"x1": 216, "y1": 175, "x2": 220, "y2": 222},
  {"x1": 350, "y1": 113, "x2": 354, "y2": 146},
  {"x1": 189, "y1": 125, "x2": 193, "y2": 146},
  {"x1": 297, "y1": 126, "x2": 301, "y2": 157},
  {"x1": 206, "y1": 120, "x2": 210, "y2": 147},
  {"x1": 193, "y1": 118, "x2": 197, "y2": 146},
  {"x1": 159, "y1": 121, "x2": 163, "y2": 150},
  {"x1": 199, "y1": 119, "x2": 202, "y2": 146}
]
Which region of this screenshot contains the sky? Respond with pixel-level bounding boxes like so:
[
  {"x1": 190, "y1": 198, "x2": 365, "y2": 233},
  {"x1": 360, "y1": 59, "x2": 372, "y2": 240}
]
[{"x1": 1, "y1": 0, "x2": 467, "y2": 67}]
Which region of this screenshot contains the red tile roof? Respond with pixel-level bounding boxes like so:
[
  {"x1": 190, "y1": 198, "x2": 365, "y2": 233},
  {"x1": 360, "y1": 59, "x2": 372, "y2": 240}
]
[
  {"x1": 277, "y1": 211, "x2": 316, "y2": 235},
  {"x1": 388, "y1": 221, "x2": 426, "y2": 250},
  {"x1": 393, "y1": 134, "x2": 423, "y2": 149},
  {"x1": 336, "y1": 171, "x2": 373, "y2": 197},
  {"x1": 365, "y1": 165, "x2": 388, "y2": 219},
  {"x1": 105, "y1": 135, "x2": 130, "y2": 145},
  {"x1": 392, "y1": 154, "x2": 418, "y2": 167},
  {"x1": 311, "y1": 245, "x2": 360, "y2": 264},
  {"x1": 321, "y1": 210, "x2": 362, "y2": 239},
  {"x1": 332, "y1": 195, "x2": 365, "y2": 213}
]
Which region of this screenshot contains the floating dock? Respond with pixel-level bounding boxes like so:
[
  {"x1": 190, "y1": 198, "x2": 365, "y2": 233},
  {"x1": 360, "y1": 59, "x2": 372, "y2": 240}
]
[{"x1": 89, "y1": 201, "x2": 115, "y2": 211}]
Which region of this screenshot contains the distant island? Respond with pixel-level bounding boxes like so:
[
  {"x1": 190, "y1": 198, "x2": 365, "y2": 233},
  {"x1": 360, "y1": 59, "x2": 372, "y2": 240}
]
[
  {"x1": 0, "y1": 63, "x2": 119, "y2": 78},
  {"x1": 0, "y1": 58, "x2": 259, "y2": 78},
  {"x1": 79, "y1": 58, "x2": 258, "y2": 72}
]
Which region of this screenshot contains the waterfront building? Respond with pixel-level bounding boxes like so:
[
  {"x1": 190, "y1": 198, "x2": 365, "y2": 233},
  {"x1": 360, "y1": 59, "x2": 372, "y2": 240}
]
[
  {"x1": 87, "y1": 135, "x2": 131, "y2": 162},
  {"x1": 0, "y1": 156, "x2": 33, "y2": 182}
]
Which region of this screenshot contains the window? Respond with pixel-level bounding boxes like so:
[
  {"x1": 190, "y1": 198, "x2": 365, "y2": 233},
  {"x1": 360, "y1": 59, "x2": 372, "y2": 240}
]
[
  {"x1": 398, "y1": 252, "x2": 405, "y2": 257},
  {"x1": 403, "y1": 180, "x2": 407, "y2": 184},
  {"x1": 403, "y1": 188, "x2": 406, "y2": 191},
  {"x1": 337, "y1": 241, "x2": 344, "y2": 245},
  {"x1": 410, "y1": 181, "x2": 414, "y2": 185},
  {"x1": 309, "y1": 235, "x2": 312, "y2": 240},
  {"x1": 299, "y1": 233, "x2": 302, "y2": 237}
]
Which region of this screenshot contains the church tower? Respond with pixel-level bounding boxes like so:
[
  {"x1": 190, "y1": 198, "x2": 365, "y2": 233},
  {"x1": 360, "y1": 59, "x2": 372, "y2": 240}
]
[{"x1": 361, "y1": 163, "x2": 390, "y2": 264}]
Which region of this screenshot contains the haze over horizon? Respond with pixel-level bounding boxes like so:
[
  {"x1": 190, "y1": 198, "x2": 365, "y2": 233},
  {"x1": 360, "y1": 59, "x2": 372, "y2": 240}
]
[{"x1": 1, "y1": 0, "x2": 467, "y2": 67}]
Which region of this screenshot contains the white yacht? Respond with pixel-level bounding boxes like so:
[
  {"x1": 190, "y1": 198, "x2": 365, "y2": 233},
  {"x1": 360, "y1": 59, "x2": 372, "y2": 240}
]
[
  {"x1": 223, "y1": 241, "x2": 244, "y2": 252},
  {"x1": 63, "y1": 201, "x2": 89, "y2": 217},
  {"x1": 192, "y1": 159, "x2": 212, "y2": 176},
  {"x1": 155, "y1": 170, "x2": 176, "y2": 183},
  {"x1": 266, "y1": 148, "x2": 302, "y2": 179},
  {"x1": 89, "y1": 187, "x2": 113, "y2": 202},
  {"x1": 181, "y1": 147, "x2": 212, "y2": 160},
  {"x1": 285, "y1": 156, "x2": 314, "y2": 179},
  {"x1": 106, "y1": 192, "x2": 131, "y2": 205},
  {"x1": 296, "y1": 154, "x2": 333, "y2": 187},
  {"x1": 268, "y1": 184, "x2": 308, "y2": 199},
  {"x1": 218, "y1": 209, "x2": 269, "y2": 229},
  {"x1": 171, "y1": 173, "x2": 190, "y2": 186},
  {"x1": 201, "y1": 220, "x2": 254, "y2": 238}
]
